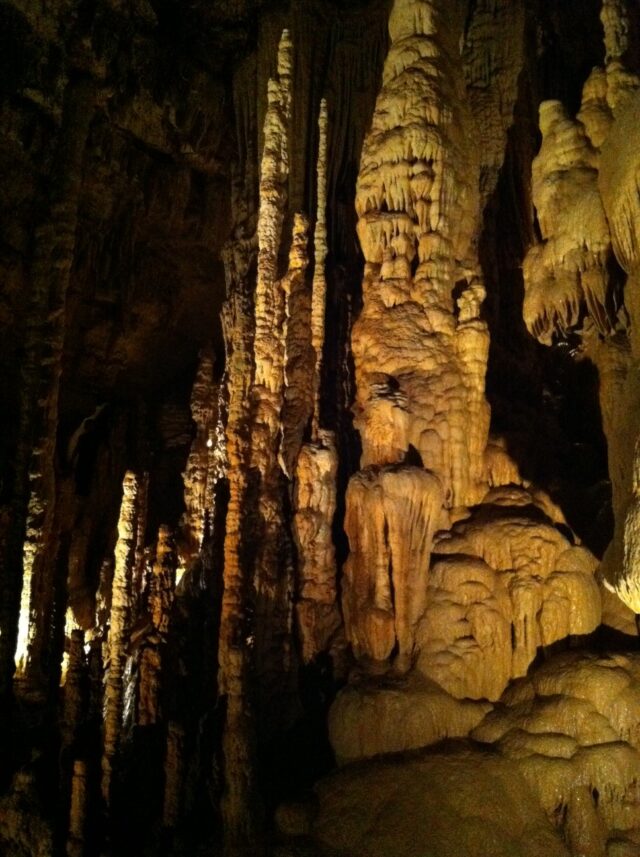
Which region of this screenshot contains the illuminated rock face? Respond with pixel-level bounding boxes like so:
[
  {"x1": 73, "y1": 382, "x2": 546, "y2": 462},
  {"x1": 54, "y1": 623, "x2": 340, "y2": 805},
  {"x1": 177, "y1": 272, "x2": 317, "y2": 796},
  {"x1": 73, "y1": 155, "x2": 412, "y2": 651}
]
[
  {"x1": 3, "y1": 0, "x2": 640, "y2": 854},
  {"x1": 342, "y1": 465, "x2": 444, "y2": 664},
  {"x1": 101, "y1": 471, "x2": 141, "y2": 804},
  {"x1": 351, "y1": 0, "x2": 490, "y2": 512},
  {"x1": 310, "y1": 652, "x2": 640, "y2": 857},
  {"x1": 520, "y1": 0, "x2": 640, "y2": 617},
  {"x1": 417, "y1": 491, "x2": 601, "y2": 700}
]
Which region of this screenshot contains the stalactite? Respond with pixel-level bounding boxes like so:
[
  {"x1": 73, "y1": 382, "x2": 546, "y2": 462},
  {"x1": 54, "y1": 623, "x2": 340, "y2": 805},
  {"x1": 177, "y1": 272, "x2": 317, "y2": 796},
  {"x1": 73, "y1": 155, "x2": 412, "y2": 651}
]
[
  {"x1": 6, "y1": 80, "x2": 97, "y2": 695},
  {"x1": 101, "y1": 471, "x2": 140, "y2": 805},
  {"x1": 342, "y1": 466, "x2": 444, "y2": 665},
  {"x1": 66, "y1": 760, "x2": 87, "y2": 857}
]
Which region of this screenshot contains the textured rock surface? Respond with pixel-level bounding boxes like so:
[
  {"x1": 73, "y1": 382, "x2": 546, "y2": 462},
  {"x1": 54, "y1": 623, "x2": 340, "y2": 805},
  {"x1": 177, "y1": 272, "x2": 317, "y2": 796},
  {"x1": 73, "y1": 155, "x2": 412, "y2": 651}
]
[
  {"x1": 342, "y1": 465, "x2": 444, "y2": 663},
  {"x1": 311, "y1": 748, "x2": 570, "y2": 857},
  {"x1": 102, "y1": 471, "x2": 141, "y2": 803},
  {"x1": 1, "y1": 0, "x2": 640, "y2": 855},
  {"x1": 419, "y1": 489, "x2": 601, "y2": 697},
  {"x1": 329, "y1": 671, "x2": 491, "y2": 764}
]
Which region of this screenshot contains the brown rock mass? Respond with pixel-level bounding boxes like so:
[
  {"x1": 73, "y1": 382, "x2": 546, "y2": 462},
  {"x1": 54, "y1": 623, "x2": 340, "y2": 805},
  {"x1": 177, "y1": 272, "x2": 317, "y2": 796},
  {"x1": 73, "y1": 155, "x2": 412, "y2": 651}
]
[{"x1": 2, "y1": 0, "x2": 640, "y2": 855}]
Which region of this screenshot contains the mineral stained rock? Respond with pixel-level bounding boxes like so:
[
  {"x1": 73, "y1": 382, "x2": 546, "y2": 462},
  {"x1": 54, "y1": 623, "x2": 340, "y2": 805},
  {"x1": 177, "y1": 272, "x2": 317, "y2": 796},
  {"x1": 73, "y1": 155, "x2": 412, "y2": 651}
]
[
  {"x1": 342, "y1": 465, "x2": 444, "y2": 664},
  {"x1": 101, "y1": 471, "x2": 141, "y2": 804},
  {"x1": 3, "y1": 0, "x2": 640, "y2": 854},
  {"x1": 351, "y1": 0, "x2": 489, "y2": 511}
]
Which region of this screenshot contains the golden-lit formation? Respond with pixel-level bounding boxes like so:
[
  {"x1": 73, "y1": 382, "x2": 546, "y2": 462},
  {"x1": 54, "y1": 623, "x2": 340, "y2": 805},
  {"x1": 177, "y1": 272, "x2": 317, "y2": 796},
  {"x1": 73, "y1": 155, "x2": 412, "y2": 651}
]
[{"x1": 2, "y1": 0, "x2": 640, "y2": 855}]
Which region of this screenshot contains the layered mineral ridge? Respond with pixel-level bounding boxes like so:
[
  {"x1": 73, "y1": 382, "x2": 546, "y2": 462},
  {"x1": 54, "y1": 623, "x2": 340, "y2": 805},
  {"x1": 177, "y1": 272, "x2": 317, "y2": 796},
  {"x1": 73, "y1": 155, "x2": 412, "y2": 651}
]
[{"x1": 1, "y1": 0, "x2": 640, "y2": 855}]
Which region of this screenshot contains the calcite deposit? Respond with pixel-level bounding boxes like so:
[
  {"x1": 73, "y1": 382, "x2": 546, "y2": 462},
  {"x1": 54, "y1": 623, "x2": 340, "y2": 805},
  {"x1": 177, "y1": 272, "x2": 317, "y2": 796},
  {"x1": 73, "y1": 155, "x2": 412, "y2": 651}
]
[{"x1": 1, "y1": 0, "x2": 640, "y2": 855}]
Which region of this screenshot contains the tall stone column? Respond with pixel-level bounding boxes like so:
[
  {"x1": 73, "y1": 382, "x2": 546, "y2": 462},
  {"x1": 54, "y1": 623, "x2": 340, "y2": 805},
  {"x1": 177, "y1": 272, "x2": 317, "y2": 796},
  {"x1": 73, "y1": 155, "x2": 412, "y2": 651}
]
[
  {"x1": 4, "y1": 79, "x2": 96, "y2": 699},
  {"x1": 343, "y1": 0, "x2": 490, "y2": 668}
]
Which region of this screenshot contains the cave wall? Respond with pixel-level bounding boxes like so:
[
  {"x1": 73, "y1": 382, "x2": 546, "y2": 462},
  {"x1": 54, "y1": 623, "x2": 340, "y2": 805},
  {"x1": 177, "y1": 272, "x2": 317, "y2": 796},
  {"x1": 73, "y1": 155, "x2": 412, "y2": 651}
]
[{"x1": 1, "y1": 0, "x2": 640, "y2": 855}]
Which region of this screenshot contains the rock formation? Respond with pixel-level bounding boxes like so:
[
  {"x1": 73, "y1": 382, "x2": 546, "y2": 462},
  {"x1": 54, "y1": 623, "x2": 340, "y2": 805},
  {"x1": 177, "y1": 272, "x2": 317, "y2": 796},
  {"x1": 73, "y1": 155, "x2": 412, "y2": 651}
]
[
  {"x1": 1, "y1": 0, "x2": 640, "y2": 855},
  {"x1": 101, "y1": 471, "x2": 141, "y2": 804}
]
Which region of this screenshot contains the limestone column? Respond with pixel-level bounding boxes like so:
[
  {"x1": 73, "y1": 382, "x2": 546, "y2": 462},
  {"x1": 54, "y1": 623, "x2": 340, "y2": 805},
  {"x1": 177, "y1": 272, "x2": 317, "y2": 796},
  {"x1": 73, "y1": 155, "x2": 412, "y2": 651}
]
[
  {"x1": 343, "y1": 0, "x2": 489, "y2": 666},
  {"x1": 101, "y1": 471, "x2": 140, "y2": 805},
  {"x1": 292, "y1": 99, "x2": 341, "y2": 662},
  {"x1": 138, "y1": 526, "x2": 176, "y2": 726},
  {"x1": 5, "y1": 80, "x2": 96, "y2": 697}
]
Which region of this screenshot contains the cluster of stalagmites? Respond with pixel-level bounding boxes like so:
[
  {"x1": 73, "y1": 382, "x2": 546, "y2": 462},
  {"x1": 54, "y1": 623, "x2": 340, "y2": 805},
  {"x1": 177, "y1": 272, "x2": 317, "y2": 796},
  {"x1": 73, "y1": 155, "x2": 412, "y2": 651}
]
[
  {"x1": 6, "y1": 0, "x2": 640, "y2": 854},
  {"x1": 80, "y1": 472, "x2": 180, "y2": 849},
  {"x1": 1, "y1": 460, "x2": 185, "y2": 855},
  {"x1": 280, "y1": 0, "x2": 640, "y2": 854},
  {"x1": 285, "y1": 652, "x2": 640, "y2": 857},
  {"x1": 336, "y1": 0, "x2": 604, "y2": 733}
]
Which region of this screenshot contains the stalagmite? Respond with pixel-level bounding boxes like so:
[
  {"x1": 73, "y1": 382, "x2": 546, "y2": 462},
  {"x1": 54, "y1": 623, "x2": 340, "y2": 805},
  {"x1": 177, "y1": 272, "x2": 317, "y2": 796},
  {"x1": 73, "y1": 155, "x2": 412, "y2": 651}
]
[
  {"x1": 462, "y1": 0, "x2": 526, "y2": 204},
  {"x1": 417, "y1": 489, "x2": 600, "y2": 700},
  {"x1": 415, "y1": 490, "x2": 601, "y2": 699},
  {"x1": 522, "y1": 0, "x2": 640, "y2": 616},
  {"x1": 621, "y1": 438, "x2": 640, "y2": 611},
  {"x1": 8, "y1": 81, "x2": 97, "y2": 694},
  {"x1": 279, "y1": 213, "x2": 313, "y2": 478},
  {"x1": 101, "y1": 471, "x2": 140, "y2": 804},
  {"x1": 6, "y1": 2, "x2": 640, "y2": 855},
  {"x1": 471, "y1": 651, "x2": 640, "y2": 855},
  {"x1": 138, "y1": 526, "x2": 176, "y2": 726},
  {"x1": 217, "y1": 55, "x2": 261, "y2": 850},
  {"x1": 292, "y1": 98, "x2": 341, "y2": 663},
  {"x1": 348, "y1": 0, "x2": 490, "y2": 560},
  {"x1": 66, "y1": 761, "x2": 87, "y2": 857},
  {"x1": 131, "y1": 473, "x2": 149, "y2": 616},
  {"x1": 293, "y1": 436, "x2": 341, "y2": 662},
  {"x1": 329, "y1": 672, "x2": 491, "y2": 764},
  {"x1": 250, "y1": 28, "x2": 300, "y2": 725},
  {"x1": 343, "y1": 0, "x2": 493, "y2": 679},
  {"x1": 181, "y1": 347, "x2": 221, "y2": 565},
  {"x1": 311, "y1": 99, "x2": 329, "y2": 439}
]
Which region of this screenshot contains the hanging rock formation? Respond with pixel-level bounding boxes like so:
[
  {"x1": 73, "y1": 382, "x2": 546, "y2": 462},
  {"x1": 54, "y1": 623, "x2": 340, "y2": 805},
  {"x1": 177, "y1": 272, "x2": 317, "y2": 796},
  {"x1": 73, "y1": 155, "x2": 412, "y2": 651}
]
[
  {"x1": 343, "y1": 466, "x2": 444, "y2": 664},
  {"x1": 522, "y1": 99, "x2": 614, "y2": 344}
]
